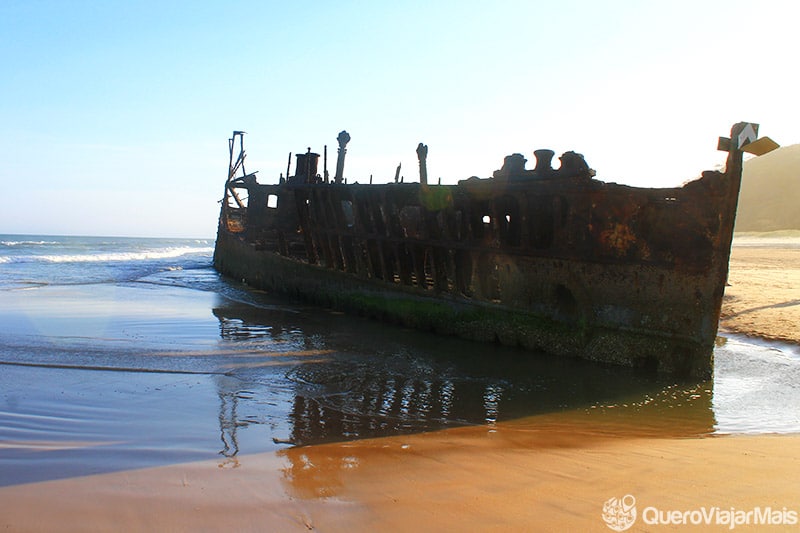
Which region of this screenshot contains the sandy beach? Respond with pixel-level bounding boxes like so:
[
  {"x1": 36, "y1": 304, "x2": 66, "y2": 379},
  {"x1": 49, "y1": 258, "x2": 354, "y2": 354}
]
[
  {"x1": 1, "y1": 424, "x2": 798, "y2": 532},
  {"x1": 1, "y1": 242, "x2": 798, "y2": 532},
  {"x1": 721, "y1": 246, "x2": 800, "y2": 344}
]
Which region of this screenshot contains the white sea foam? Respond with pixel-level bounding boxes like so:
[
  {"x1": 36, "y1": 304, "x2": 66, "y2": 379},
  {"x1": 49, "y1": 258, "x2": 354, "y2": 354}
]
[
  {"x1": 36, "y1": 246, "x2": 214, "y2": 263},
  {"x1": 0, "y1": 246, "x2": 214, "y2": 264},
  {"x1": 0, "y1": 240, "x2": 60, "y2": 247}
]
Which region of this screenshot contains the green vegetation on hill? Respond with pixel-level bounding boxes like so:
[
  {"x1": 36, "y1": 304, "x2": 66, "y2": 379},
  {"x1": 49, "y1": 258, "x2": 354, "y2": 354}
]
[{"x1": 735, "y1": 144, "x2": 800, "y2": 231}]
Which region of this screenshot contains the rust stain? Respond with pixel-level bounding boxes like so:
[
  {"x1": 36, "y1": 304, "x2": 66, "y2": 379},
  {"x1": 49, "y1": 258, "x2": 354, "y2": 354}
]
[{"x1": 600, "y1": 223, "x2": 637, "y2": 257}]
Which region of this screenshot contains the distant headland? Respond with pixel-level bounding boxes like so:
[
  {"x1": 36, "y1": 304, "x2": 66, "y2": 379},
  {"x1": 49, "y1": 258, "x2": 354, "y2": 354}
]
[{"x1": 737, "y1": 144, "x2": 800, "y2": 231}]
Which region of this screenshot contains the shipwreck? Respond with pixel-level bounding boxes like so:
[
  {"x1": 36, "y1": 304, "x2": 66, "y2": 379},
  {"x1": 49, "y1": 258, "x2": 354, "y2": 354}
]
[{"x1": 213, "y1": 123, "x2": 776, "y2": 379}]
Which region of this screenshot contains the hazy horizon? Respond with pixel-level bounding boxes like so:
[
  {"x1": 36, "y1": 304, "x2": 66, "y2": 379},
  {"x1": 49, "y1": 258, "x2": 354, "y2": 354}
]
[{"x1": 2, "y1": 1, "x2": 797, "y2": 238}]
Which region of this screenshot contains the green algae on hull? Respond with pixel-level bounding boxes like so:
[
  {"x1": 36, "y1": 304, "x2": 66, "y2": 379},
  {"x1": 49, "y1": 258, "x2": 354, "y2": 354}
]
[{"x1": 214, "y1": 229, "x2": 710, "y2": 378}]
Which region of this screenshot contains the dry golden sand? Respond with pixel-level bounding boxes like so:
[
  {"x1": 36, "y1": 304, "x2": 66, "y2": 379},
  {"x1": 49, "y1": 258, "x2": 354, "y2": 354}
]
[
  {"x1": 1, "y1": 245, "x2": 798, "y2": 532},
  {"x1": 721, "y1": 246, "x2": 800, "y2": 344}
]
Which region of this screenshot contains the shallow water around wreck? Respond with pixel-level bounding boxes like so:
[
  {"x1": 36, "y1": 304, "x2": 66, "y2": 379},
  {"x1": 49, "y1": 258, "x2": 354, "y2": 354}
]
[{"x1": 0, "y1": 235, "x2": 798, "y2": 486}]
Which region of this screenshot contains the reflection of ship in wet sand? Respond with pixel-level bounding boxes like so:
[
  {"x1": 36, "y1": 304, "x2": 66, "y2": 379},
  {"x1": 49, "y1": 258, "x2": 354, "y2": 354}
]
[
  {"x1": 215, "y1": 374, "x2": 248, "y2": 461},
  {"x1": 210, "y1": 297, "x2": 716, "y2": 453}
]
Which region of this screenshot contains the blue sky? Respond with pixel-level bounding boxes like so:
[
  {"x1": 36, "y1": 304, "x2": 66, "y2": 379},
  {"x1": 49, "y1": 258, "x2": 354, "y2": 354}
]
[{"x1": 1, "y1": 0, "x2": 797, "y2": 238}]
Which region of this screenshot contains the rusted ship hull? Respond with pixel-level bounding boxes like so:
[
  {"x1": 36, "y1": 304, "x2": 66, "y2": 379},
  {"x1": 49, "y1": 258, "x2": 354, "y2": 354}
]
[{"x1": 214, "y1": 123, "x2": 765, "y2": 379}]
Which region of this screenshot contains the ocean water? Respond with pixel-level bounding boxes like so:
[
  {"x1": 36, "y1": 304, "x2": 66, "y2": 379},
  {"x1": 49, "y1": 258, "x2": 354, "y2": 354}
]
[
  {"x1": 0, "y1": 235, "x2": 215, "y2": 289},
  {"x1": 0, "y1": 233, "x2": 798, "y2": 485}
]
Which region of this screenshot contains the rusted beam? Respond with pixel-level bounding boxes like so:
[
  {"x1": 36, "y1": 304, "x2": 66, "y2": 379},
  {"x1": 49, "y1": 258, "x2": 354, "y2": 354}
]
[
  {"x1": 334, "y1": 131, "x2": 350, "y2": 184},
  {"x1": 417, "y1": 143, "x2": 428, "y2": 185},
  {"x1": 226, "y1": 184, "x2": 246, "y2": 210}
]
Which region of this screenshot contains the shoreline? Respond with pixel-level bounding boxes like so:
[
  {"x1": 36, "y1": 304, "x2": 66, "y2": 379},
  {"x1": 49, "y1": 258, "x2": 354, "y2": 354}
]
[
  {"x1": 1, "y1": 423, "x2": 798, "y2": 532},
  {"x1": 0, "y1": 241, "x2": 798, "y2": 531}
]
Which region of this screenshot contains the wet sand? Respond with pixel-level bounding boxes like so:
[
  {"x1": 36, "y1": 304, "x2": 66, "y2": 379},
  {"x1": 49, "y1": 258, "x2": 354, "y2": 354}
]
[
  {"x1": 2, "y1": 243, "x2": 799, "y2": 531},
  {"x1": 1, "y1": 424, "x2": 798, "y2": 532}
]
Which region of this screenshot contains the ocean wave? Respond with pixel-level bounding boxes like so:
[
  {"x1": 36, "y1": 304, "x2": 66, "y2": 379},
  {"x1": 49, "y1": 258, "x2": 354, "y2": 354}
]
[
  {"x1": 2, "y1": 246, "x2": 214, "y2": 264},
  {"x1": 1, "y1": 240, "x2": 60, "y2": 247}
]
